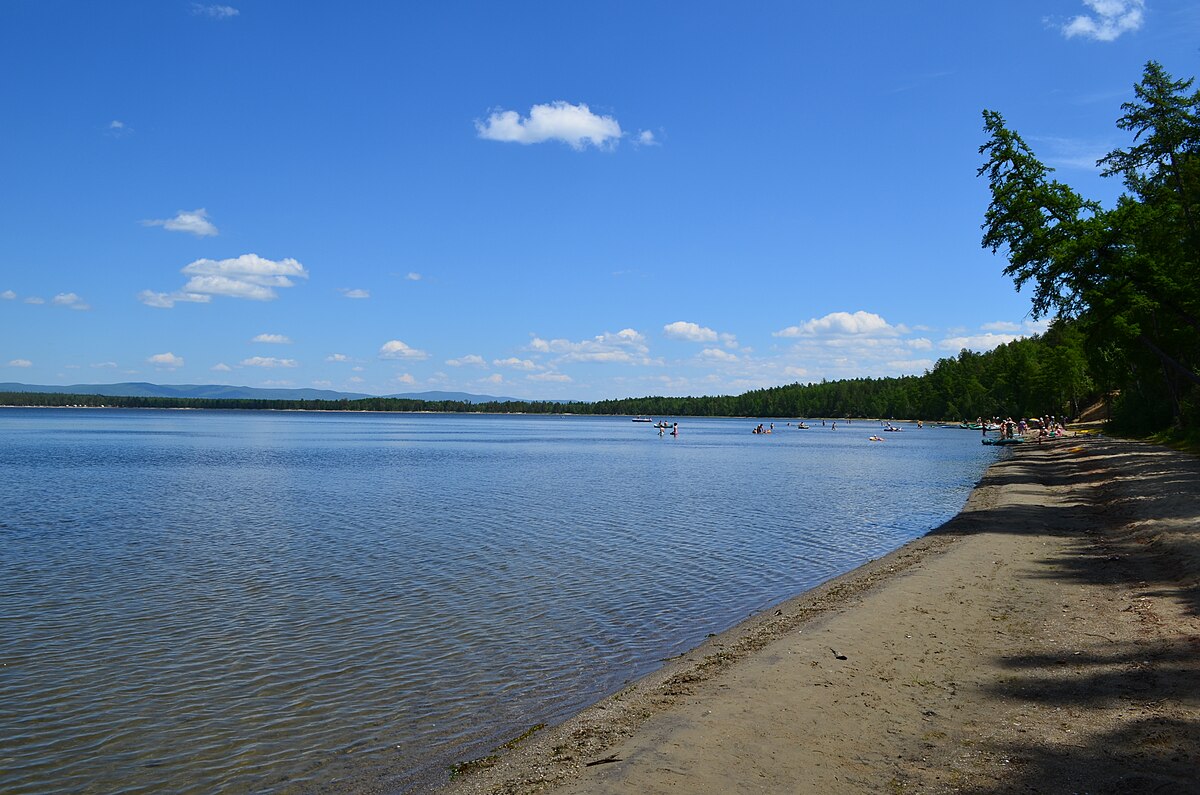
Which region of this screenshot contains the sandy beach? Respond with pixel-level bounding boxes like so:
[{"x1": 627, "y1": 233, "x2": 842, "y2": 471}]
[{"x1": 439, "y1": 437, "x2": 1200, "y2": 794}]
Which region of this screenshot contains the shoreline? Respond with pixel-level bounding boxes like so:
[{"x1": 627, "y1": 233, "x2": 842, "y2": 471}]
[{"x1": 434, "y1": 437, "x2": 1199, "y2": 794}]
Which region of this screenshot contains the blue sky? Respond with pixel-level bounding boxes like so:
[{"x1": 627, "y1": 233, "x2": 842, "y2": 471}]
[{"x1": 2, "y1": 1, "x2": 1197, "y2": 400}]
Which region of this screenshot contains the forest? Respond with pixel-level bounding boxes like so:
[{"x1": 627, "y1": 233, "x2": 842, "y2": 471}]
[
  {"x1": 0, "y1": 319, "x2": 1095, "y2": 423},
  {"x1": 977, "y1": 61, "x2": 1198, "y2": 442}
]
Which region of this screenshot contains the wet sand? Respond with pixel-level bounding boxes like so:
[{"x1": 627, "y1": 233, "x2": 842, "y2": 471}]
[{"x1": 438, "y1": 437, "x2": 1200, "y2": 794}]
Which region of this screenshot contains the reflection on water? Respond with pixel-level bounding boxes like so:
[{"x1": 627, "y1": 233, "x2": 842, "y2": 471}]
[{"x1": 0, "y1": 410, "x2": 998, "y2": 793}]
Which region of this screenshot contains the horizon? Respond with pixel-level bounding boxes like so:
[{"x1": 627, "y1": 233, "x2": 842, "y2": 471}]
[{"x1": 3, "y1": 1, "x2": 1196, "y2": 401}]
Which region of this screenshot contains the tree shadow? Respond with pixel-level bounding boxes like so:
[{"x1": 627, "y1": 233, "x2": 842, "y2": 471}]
[
  {"x1": 962, "y1": 717, "x2": 1200, "y2": 794},
  {"x1": 963, "y1": 637, "x2": 1199, "y2": 793},
  {"x1": 932, "y1": 439, "x2": 1200, "y2": 616},
  {"x1": 929, "y1": 439, "x2": 1200, "y2": 793}
]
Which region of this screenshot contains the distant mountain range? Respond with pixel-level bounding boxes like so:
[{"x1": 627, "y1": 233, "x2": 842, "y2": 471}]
[{"x1": 0, "y1": 382, "x2": 527, "y2": 403}]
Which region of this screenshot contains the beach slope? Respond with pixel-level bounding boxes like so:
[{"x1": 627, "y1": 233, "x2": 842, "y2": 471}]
[{"x1": 441, "y1": 437, "x2": 1199, "y2": 794}]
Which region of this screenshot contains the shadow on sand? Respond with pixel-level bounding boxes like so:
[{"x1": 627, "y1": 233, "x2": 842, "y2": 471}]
[{"x1": 935, "y1": 439, "x2": 1200, "y2": 793}]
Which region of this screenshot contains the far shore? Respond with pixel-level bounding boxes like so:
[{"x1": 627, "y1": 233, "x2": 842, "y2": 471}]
[
  {"x1": 434, "y1": 436, "x2": 1200, "y2": 794},
  {"x1": 0, "y1": 404, "x2": 1036, "y2": 425}
]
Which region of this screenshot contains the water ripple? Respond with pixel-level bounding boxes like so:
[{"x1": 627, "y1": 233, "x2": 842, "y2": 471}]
[{"x1": 0, "y1": 410, "x2": 998, "y2": 794}]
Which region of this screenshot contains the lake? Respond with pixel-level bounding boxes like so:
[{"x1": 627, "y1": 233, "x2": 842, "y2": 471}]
[{"x1": 0, "y1": 409, "x2": 1000, "y2": 793}]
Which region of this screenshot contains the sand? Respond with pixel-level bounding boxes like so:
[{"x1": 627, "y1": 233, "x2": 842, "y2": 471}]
[{"x1": 438, "y1": 437, "x2": 1200, "y2": 794}]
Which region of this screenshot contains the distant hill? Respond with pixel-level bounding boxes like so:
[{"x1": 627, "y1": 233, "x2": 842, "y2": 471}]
[{"x1": 0, "y1": 382, "x2": 532, "y2": 403}]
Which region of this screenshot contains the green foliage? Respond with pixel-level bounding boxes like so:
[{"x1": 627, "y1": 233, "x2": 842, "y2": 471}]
[
  {"x1": 0, "y1": 323, "x2": 1098, "y2": 422},
  {"x1": 979, "y1": 61, "x2": 1200, "y2": 433}
]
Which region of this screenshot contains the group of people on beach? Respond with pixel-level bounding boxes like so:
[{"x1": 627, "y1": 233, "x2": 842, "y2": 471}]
[
  {"x1": 1034, "y1": 414, "x2": 1069, "y2": 442},
  {"x1": 979, "y1": 415, "x2": 1070, "y2": 442}
]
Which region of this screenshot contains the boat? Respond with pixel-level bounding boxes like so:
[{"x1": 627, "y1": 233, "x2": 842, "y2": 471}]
[
  {"x1": 632, "y1": 417, "x2": 653, "y2": 423},
  {"x1": 796, "y1": 423, "x2": 810, "y2": 429}
]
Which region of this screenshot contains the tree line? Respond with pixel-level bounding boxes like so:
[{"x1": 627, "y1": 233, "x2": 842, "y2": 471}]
[{"x1": 0, "y1": 321, "x2": 1096, "y2": 422}]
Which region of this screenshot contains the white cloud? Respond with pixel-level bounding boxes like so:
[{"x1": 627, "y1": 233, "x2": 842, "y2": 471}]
[
  {"x1": 447, "y1": 354, "x2": 488, "y2": 368},
  {"x1": 252, "y1": 333, "x2": 292, "y2": 344},
  {"x1": 1061, "y1": 0, "x2": 1144, "y2": 41},
  {"x1": 394, "y1": 373, "x2": 416, "y2": 385},
  {"x1": 107, "y1": 120, "x2": 132, "y2": 137},
  {"x1": 1025, "y1": 317, "x2": 1052, "y2": 335},
  {"x1": 142, "y1": 209, "x2": 218, "y2": 237},
  {"x1": 349, "y1": 376, "x2": 365, "y2": 383},
  {"x1": 761, "y1": 314, "x2": 961, "y2": 385},
  {"x1": 700, "y1": 348, "x2": 738, "y2": 362},
  {"x1": 636, "y1": 130, "x2": 659, "y2": 146},
  {"x1": 1, "y1": 290, "x2": 15, "y2": 300},
  {"x1": 212, "y1": 363, "x2": 232, "y2": 372},
  {"x1": 529, "y1": 328, "x2": 651, "y2": 364},
  {"x1": 241, "y1": 356, "x2": 297, "y2": 368},
  {"x1": 662, "y1": 321, "x2": 739, "y2": 349},
  {"x1": 663, "y1": 320, "x2": 718, "y2": 343},
  {"x1": 144, "y1": 254, "x2": 308, "y2": 306},
  {"x1": 944, "y1": 319, "x2": 1049, "y2": 352},
  {"x1": 406, "y1": 272, "x2": 422, "y2": 281},
  {"x1": 51, "y1": 293, "x2": 89, "y2": 310},
  {"x1": 91, "y1": 361, "x2": 118, "y2": 369},
  {"x1": 528, "y1": 372, "x2": 572, "y2": 383},
  {"x1": 8, "y1": 358, "x2": 32, "y2": 368},
  {"x1": 326, "y1": 353, "x2": 350, "y2": 362},
  {"x1": 481, "y1": 373, "x2": 504, "y2": 385},
  {"x1": 939, "y1": 332, "x2": 1024, "y2": 352},
  {"x1": 312, "y1": 380, "x2": 332, "y2": 388},
  {"x1": 476, "y1": 101, "x2": 623, "y2": 150},
  {"x1": 379, "y1": 340, "x2": 429, "y2": 360},
  {"x1": 24, "y1": 296, "x2": 45, "y2": 305},
  {"x1": 340, "y1": 288, "x2": 370, "y2": 299},
  {"x1": 192, "y1": 3, "x2": 239, "y2": 18},
  {"x1": 493, "y1": 357, "x2": 536, "y2": 370},
  {"x1": 774, "y1": 310, "x2": 900, "y2": 338},
  {"x1": 148, "y1": 352, "x2": 184, "y2": 368},
  {"x1": 182, "y1": 254, "x2": 307, "y2": 299},
  {"x1": 137, "y1": 290, "x2": 211, "y2": 309},
  {"x1": 887, "y1": 358, "x2": 935, "y2": 373},
  {"x1": 1029, "y1": 135, "x2": 1109, "y2": 171}
]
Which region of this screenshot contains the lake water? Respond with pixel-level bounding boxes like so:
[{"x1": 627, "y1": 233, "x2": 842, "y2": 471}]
[{"x1": 0, "y1": 409, "x2": 1000, "y2": 793}]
